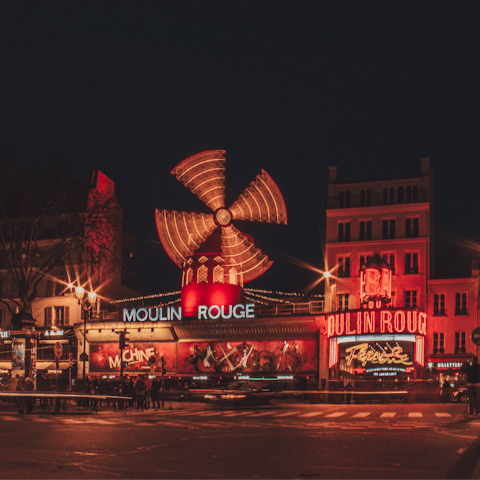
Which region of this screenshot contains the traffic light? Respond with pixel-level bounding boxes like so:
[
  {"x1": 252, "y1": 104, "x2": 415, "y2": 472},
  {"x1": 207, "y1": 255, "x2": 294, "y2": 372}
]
[{"x1": 119, "y1": 331, "x2": 129, "y2": 349}]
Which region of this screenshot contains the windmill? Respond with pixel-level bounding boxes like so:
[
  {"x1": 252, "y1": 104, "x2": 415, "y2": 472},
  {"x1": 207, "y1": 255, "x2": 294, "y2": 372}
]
[{"x1": 155, "y1": 150, "x2": 287, "y2": 317}]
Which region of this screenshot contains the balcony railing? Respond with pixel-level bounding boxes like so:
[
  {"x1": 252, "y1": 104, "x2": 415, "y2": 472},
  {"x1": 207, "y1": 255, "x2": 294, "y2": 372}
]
[{"x1": 328, "y1": 190, "x2": 428, "y2": 209}]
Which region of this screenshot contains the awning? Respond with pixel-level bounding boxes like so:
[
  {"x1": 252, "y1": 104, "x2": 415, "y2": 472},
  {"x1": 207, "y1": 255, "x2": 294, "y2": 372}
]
[{"x1": 37, "y1": 361, "x2": 71, "y2": 371}]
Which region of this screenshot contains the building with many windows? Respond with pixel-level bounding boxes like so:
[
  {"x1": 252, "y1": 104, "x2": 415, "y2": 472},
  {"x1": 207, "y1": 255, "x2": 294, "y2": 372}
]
[{"x1": 324, "y1": 158, "x2": 478, "y2": 383}]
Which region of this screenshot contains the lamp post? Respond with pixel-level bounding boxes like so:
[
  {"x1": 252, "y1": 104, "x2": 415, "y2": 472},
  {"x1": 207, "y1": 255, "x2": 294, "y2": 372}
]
[{"x1": 74, "y1": 286, "x2": 97, "y2": 379}]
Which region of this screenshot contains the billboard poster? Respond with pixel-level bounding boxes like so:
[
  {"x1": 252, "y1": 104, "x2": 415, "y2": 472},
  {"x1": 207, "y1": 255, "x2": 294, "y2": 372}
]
[
  {"x1": 177, "y1": 339, "x2": 317, "y2": 374},
  {"x1": 12, "y1": 342, "x2": 25, "y2": 369},
  {"x1": 89, "y1": 343, "x2": 176, "y2": 373},
  {"x1": 339, "y1": 340, "x2": 414, "y2": 377}
]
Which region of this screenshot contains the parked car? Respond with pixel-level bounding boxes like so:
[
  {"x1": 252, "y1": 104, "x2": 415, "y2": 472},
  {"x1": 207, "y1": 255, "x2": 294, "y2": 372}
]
[
  {"x1": 451, "y1": 387, "x2": 468, "y2": 403},
  {"x1": 204, "y1": 381, "x2": 280, "y2": 406}
]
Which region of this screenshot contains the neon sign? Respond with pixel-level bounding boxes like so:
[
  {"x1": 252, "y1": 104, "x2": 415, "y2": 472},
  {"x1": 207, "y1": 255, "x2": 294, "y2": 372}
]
[
  {"x1": 0, "y1": 330, "x2": 9, "y2": 339},
  {"x1": 123, "y1": 304, "x2": 255, "y2": 322},
  {"x1": 327, "y1": 310, "x2": 426, "y2": 338},
  {"x1": 345, "y1": 342, "x2": 413, "y2": 367}
]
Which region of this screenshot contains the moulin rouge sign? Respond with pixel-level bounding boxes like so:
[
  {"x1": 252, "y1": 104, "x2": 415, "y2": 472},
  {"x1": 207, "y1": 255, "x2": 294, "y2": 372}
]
[
  {"x1": 327, "y1": 306, "x2": 427, "y2": 338},
  {"x1": 123, "y1": 304, "x2": 255, "y2": 322}
]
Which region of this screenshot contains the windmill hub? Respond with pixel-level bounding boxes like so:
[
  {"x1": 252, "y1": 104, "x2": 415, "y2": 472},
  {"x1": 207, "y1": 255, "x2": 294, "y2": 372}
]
[{"x1": 215, "y1": 208, "x2": 232, "y2": 226}]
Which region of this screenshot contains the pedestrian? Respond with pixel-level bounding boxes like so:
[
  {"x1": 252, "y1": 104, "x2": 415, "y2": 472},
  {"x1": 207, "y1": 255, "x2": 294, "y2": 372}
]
[
  {"x1": 145, "y1": 376, "x2": 152, "y2": 409},
  {"x1": 344, "y1": 382, "x2": 353, "y2": 404},
  {"x1": 134, "y1": 375, "x2": 146, "y2": 410},
  {"x1": 16, "y1": 377, "x2": 25, "y2": 414},
  {"x1": 24, "y1": 377, "x2": 34, "y2": 414},
  {"x1": 127, "y1": 377, "x2": 135, "y2": 408},
  {"x1": 151, "y1": 377, "x2": 160, "y2": 409},
  {"x1": 461, "y1": 357, "x2": 480, "y2": 414}
]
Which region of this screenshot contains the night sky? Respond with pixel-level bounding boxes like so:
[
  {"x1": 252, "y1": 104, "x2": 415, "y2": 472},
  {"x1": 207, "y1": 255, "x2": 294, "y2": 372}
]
[{"x1": 0, "y1": 2, "x2": 478, "y2": 296}]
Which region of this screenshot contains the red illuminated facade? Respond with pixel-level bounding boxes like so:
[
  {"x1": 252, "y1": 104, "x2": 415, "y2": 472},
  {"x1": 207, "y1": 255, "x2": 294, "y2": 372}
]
[{"x1": 324, "y1": 158, "x2": 479, "y2": 382}]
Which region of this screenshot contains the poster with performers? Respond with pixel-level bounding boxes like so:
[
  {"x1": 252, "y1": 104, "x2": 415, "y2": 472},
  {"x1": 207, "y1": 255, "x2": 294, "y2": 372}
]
[
  {"x1": 177, "y1": 339, "x2": 317, "y2": 374},
  {"x1": 12, "y1": 342, "x2": 25, "y2": 369},
  {"x1": 89, "y1": 343, "x2": 177, "y2": 373}
]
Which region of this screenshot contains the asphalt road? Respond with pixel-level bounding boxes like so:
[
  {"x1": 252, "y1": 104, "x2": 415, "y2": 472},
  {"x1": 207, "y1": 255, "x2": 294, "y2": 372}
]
[{"x1": 0, "y1": 402, "x2": 479, "y2": 479}]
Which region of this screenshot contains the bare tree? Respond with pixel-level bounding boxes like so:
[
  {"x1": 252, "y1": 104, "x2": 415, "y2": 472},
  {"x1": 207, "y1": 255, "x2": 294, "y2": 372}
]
[{"x1": 0, "y1": 156, "x2": 123, "y2": 316}]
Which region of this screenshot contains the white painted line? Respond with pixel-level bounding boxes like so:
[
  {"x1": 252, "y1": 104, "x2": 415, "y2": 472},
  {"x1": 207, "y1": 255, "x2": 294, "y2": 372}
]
[
  {"x1": 273, "y1": 411, "x2": 301, "y2": 417},
  {"x1": 325, "y1": 412, "x2": 347, "y2": 418},
  {"x1": 247, "y1": 411, "x2": 278, "y2": 417},
  {"x1": 298, "y1": 411, "x2": 325, "y2": 417},
  {"x1": 408, "y1": 412, "x2": 423, "y2": 418},
  {"x1": 352, "y1": 412, "x2": 371, "y2": 418},
  {"x1": 434, "y1": 412, "x2": 452, "y2": 417},
  {"x1": 380, "y1": 412, "x2": 396, "y2": 418}
]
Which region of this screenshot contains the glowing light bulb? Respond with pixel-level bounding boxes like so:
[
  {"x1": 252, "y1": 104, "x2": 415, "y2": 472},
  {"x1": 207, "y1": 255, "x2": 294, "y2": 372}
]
[{"x1": 324, "y1": 271, "x2": 331, "y2": 278}]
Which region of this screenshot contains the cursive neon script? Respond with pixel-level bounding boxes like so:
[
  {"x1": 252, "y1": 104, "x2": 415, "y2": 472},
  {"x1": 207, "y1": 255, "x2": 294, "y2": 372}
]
[{"x1": 345, "y1": 342, "x2": 413, "y2": 367}]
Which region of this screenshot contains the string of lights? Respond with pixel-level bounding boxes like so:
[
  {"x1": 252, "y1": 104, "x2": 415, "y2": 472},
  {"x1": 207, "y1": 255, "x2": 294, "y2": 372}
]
[
  {"x1": 245, "y1": 291, "x2": 294, "y2": 304},
  {"x1": 110, "y1": 291, "x2": 181, "y2": 304},
  {"x1": 244, "y1": 294, "x2": 270, "y2": 305},
  {"x1": 244, "y1": 287, "x2": 305, "y2": 297}
]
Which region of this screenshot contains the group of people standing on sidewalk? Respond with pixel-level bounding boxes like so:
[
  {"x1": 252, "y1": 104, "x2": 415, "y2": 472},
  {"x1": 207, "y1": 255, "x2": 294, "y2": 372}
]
[
  {"x1": 461, "y1": 356, "x2": 480, "y2": 415},
  {"x1": 132, "y1": 375, "x2": 162, "y2": 410}
]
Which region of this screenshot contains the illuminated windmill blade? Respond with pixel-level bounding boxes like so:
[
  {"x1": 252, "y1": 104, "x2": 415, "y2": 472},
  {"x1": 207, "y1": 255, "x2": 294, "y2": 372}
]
[
  {"x1": 229, "y1": 169, "x2": 288, "y2": 224},
  {"x1": 155, "y1": 209, "x2": 217, "y2": 267},
  {"x1": 170, "y1": 150, "x2": 226, "y2": 212},
  {"x1": 221, "y1": 224, "x2": 273, "y2": 284}
]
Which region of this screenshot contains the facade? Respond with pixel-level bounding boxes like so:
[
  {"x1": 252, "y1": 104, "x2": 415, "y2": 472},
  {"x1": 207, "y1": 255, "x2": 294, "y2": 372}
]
[
  {"x1": 324, "y1": 158, "x2": 479, "y2": 384},
  {"x1": 0, "y1": 170, "x2": 138, "y2": 381},
  {"x1": 1, "y1": 158, "x2": 477, "y2": 392}
]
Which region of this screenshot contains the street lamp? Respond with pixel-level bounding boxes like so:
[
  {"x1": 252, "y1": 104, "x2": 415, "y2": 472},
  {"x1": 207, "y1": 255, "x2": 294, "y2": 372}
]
[{"x1": 74, "y1": 286, "x2": 97, "y2": 378}]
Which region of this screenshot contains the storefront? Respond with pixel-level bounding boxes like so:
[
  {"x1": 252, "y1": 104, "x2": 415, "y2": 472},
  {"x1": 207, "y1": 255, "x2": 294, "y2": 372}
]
[
  {"x1": 74, "y1": 312, "x2": 324, "y2": 385},
  {"x1": 327, "y1": 305, "x2": 427, "y2": 380}
]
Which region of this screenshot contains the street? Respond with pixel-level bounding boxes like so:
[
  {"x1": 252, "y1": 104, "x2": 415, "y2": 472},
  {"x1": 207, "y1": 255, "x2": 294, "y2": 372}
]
[{"x1": 0, "y1": 402, "x2": 479, "y2": 479}]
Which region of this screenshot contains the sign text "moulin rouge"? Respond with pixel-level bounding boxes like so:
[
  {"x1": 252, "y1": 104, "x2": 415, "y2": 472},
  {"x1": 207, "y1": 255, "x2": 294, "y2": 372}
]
[
  {"x1": 327, "y1": 309, "x2": 427, "y2": 338},
  {"x1": 123, "y1": 304, "x2": 255, "y2": 322}
]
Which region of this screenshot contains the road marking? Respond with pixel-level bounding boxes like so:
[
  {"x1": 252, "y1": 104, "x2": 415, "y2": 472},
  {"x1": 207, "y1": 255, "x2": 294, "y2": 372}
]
[
  {"x1": 273, "y1": 411, "x2": 301, "y2": 417},
  {"x1": 352, "y1": 412, "x2": 371, "y2": 418},
  {"x1": 298, "y1": 411, "x2": 325, "y2": 417},
  {"x1": 380, "y1": 412, "x2": 396, "y2": 418},
  {"x1": 325, "y1": 412, "x2": 347, "y2": 418},
  {"x1": 408, "y1": 412, "x2": 423, "y2": 418},
  {"x1": 247, "y1": 411, "x2": 278, "y2": 417},
  {"x1": 222, "y1": 411, "x2": 255, "y2": 417},
  {"x1": 199, "y1": 411, "x2": 231, "y2": 417},
  {"x1": 434, "y1": 412, "x2": 452, "y2": 417}
]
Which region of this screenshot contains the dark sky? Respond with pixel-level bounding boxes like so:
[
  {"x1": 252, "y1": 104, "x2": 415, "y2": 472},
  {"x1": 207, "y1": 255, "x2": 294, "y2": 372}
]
[{"x1": 0, "y1": 2, "x2": 478, "y2": 296}]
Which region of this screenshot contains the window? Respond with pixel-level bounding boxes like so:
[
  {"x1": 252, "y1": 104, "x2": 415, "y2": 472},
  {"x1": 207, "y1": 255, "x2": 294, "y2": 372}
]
[
  {"x1": 397, "y1": 186, "x2": 404, "y2": 204},
  {"x1": 383, "y1": 187, "x2": 395, "y2": 205},
  {"x1": 359, "y1": 255, "x2": 371, "y2": 269},
  {"x1": 0, "y1": 309, "x2": 4, "y2": 329},
  {"x1": 197, "y1": 265, "x2": 208, "y2": 283},
  {"x1": 360, "y1": 189, "x2": 371, "y2": 206},
  {"x1": 338, "y1": 294, "x2": 350, "y2": 311},
  {"x1": 406, "y1": 185, "x2": 419, "y2": 203},
  {"x1": 405, "y1": 253, "x2": 419, "y2": 274},
  {"x1": 185, "y1": 268, "x2": 193, "y2": 285},
  {"x1": 382, "y1": 254, "x2": 395, "y2": 274},
  {"x1": 455, "y1": 293, "x2": 467, "y2": 315},
  {"x1": 382, "y1": 220, "x2": 396, "y2": 239},
  {"x1": 406, "y1": 218, "x2": 419, "y2": 238},
  {"x1": 433, "y1": 332, "x2": 445, "y2": 354},
  {"x1": 455, "y1": 332, "x2": 466, "y2": 354},
  {"x1": 213, "y1": 265, "x2": 224, "y2": 283},
  {"x1": 359, "y1": 221, "x2": 372, "y2": 241},
  {"x1": 44, "y1": 306, "x2": 70, "y2": 327},
  {"x1": 339, "y1": 191, "x2": 350, "y2": 208},
  {"x1": 229, "y1": 268, "x2": 238, "y2": 285},
  {"x1": 405, "y1": 291, "x2": 417, "y2": 308},
  {"x1": 338, "y1": 222, "x2": 350, "y2": 242},
  {"x1": 434, "y1": 294, "x2": 445, "y2": 315},
  {"x1": 337, "y1": 257, "x2": 350, "y2": 277}
]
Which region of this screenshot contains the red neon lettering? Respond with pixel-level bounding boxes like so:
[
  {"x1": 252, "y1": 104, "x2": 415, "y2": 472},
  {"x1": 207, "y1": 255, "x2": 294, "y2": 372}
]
[
  {"x1": 345, "y1": 313, "x2": 356, "y2": 335},
  {"x1": 381, "y1": 310, "x2": 393, "y2": 333},
  {"x1": 364, "y1": 311, "x2": 375, "y2": 333}
]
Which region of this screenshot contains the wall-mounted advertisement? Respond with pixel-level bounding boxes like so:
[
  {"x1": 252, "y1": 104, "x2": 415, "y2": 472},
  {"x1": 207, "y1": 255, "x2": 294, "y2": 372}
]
[
  {"x1": 12, "y1": 342, "x2": 25, "y2": 369},
  {"x1": 89, "y1": 343, "x2": 177, "y2": 373},
  {"x1": 339, "y1": 340, "x2": 414, "y2": 378},
  {"x1": 178, "y1": 339, "x2": 317, "y2": 375}
]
